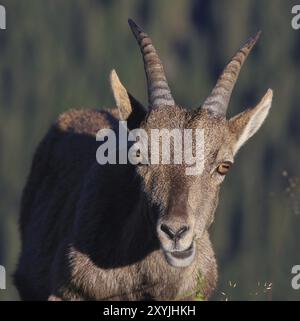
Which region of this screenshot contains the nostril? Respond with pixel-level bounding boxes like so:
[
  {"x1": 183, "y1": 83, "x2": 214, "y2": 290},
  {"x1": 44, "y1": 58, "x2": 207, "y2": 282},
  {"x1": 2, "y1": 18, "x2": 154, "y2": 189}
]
[
  {"x1": 160, "y1": 224, "x2": 175, "y2": 240},
  {"x1": 160, "y1": 224, "x2": 189, "y2": 241}
]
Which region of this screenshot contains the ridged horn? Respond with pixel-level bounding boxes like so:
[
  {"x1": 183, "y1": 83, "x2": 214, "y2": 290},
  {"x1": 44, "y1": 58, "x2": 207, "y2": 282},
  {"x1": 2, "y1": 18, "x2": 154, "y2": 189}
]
[
  {"x1": 128, "y1": 18, "x2": 175, "y2": 109},
  {"x1": 202, "y1": 31, "x2": 261, "y2": 116}
]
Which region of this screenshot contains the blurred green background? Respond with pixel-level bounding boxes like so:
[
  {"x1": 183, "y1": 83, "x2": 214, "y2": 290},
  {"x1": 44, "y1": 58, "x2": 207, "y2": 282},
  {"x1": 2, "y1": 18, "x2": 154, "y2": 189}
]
[{"x1": 0, "y1": 0, "x2": 300, "y2": 300}]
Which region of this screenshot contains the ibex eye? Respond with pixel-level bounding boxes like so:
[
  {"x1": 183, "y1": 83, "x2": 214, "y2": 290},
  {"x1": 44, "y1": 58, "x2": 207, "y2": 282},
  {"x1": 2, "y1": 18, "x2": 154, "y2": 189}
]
[{"x1": 216, "y1": 162, "x2": 232, "y2": 175}]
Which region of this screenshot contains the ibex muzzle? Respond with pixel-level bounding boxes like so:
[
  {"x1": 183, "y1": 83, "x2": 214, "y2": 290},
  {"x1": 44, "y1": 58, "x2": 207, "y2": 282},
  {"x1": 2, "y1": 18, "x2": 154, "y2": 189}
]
[{"x1": 157, "y1": 189, "x2": 196, "y2": 267}]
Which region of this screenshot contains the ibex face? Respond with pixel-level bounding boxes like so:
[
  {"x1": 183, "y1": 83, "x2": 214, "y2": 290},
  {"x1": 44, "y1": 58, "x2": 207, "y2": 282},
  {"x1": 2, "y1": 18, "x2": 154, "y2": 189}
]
[{"x1": 111, "y1": 19, "x2": 273, "y2": 268}]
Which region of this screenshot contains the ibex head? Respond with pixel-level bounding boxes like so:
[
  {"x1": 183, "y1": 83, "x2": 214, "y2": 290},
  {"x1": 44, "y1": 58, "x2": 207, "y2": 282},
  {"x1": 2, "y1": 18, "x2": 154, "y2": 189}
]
[{"x1": 110, "y1": 19, "x2": 273, "y2": 268}]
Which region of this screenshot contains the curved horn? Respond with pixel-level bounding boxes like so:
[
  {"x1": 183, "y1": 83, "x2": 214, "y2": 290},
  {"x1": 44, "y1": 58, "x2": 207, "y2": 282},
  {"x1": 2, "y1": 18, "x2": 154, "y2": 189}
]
[
  {"x1": 202, "y1": 31, "x2": 261, "y2": 116},
  {"x1": 128, "y1": 18, "x2": 175, "y2": 109}
]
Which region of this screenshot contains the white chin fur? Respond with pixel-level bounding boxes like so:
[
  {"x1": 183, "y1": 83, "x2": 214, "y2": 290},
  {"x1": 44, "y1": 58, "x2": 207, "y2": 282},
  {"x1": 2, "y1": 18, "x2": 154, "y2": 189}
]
[{"x1": 163, "y1": 245, "x2": 196, "y2": 268}]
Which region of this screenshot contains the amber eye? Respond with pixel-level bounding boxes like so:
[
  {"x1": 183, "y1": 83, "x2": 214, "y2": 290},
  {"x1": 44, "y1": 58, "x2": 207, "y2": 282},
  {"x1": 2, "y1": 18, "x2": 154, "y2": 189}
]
[{"x1": 216, "y1": 162, "x2": 232, "y2": 175}]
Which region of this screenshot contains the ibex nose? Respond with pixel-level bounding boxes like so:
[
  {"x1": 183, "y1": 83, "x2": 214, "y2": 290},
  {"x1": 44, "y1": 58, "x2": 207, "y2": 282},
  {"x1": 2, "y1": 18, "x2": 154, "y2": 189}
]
[{"x1": 160, "y1": 224, "x2": 189, "y2": 241}]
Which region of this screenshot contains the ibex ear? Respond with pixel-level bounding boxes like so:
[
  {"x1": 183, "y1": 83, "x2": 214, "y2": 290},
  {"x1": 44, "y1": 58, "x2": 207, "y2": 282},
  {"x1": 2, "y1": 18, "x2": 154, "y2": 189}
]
[
  {"x1": 110, "y1": 69, "x2": 147, "y2": 129},
  {"x1": 229, "y1": 89, "x2": 273, "y2": 154}
]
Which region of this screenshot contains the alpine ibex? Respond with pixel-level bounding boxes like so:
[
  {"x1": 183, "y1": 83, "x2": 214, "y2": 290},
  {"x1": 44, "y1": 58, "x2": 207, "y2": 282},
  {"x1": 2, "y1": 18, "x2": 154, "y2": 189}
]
[{"x1": 14, "y1": 19, "x2": 273, "y2": 300}]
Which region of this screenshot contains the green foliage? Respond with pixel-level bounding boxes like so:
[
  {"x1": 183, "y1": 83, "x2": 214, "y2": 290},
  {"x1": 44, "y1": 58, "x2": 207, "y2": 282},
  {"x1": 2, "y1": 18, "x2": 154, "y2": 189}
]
[
  {"x1": 0, "y1": 0, "x2": 299, "y2": 300},
  {"x1": 175, "y1": 273, "x2": 205, "y2": 301}
]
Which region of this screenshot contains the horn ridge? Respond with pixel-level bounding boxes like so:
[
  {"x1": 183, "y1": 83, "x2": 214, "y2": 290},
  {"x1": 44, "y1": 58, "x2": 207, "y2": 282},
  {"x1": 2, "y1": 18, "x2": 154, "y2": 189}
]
[
  {"x1": 203, "y1": 31, "x2": 261, "y2": 116},
  {"x1": 128, "y1": 18, "x2": 175, "y2": 109}
]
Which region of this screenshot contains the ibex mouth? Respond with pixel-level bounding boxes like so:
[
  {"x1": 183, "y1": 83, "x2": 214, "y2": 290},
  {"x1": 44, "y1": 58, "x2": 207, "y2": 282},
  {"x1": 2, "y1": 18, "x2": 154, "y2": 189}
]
[
  {"x1": 170, "y1": 243, "x2": 194, "y2": 259},
  {"x1": 163, "y1": 241, "x2": 196, "y2": 268}
]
